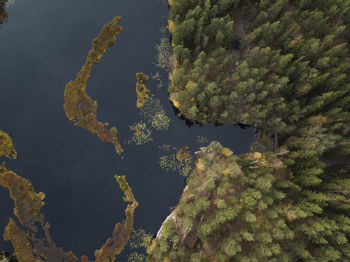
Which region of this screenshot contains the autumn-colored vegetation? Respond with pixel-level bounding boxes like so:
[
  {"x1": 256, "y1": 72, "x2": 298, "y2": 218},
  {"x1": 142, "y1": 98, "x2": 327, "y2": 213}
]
[
  {"x1": 0, "y1": 164, "x2": 79, "y2": 262},
  {"x1": 136, "y1": 72, "x2": 150, "y2": 108},
  {"x1": 0, "y1": 154, "x2": 138, "y2": 262},
  {"x1": 140, "y1": 94, "x2": 171, "y2": 131},
  {"x1": 0, "y1": 129, "x2": 17, "y2": 159},
  {"x1": 84, "y1": 175, "x2": 138, "y2": 262},
  {"x1": 127, "y1": 121, "x2": 153, "y2": 146},
  {"x1": 159, "y1": 144, "x2": 193, "y2": 176},
  {"x1": 63, "y1": 15, "x2": 124, "y2": 156},
  {"x1": 1, "y1": 13, "x2": 139, "y2": 255},
  {"x1": 2, "y1": 0, "x2": 350, "y2": 261},
  {"x1": 176, "y1": 146, "x2": 191, "y2": 163}
]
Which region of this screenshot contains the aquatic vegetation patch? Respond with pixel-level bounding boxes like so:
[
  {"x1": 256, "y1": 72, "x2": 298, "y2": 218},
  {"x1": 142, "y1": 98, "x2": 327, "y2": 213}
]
[
  {"x1": 154, "y1": 26, "x2": 175, "y2": 73},
  {"x1": 195, "y1": 135, "x2": 208, "y2": 144},
  {"x1": 150, "y1": 112, "x2": 170, "y2": 131},
  {"x1": 140, "y1": 95, "x2": 170, "y2": 131},
  {"x1": 158, "y1": 145, "x2": 193, "y2": 176},
  {"x1": 63, "y1": 16, "x2": 124, "y2": 156},
  {"x1": 136, "y1": 73, "x2": 150, "y2": 108},
  {"x1": 158, "y1": 144, "x2": 178, "y2": 152},
  {"x1": 176, "y1": 146, "x2": 191, "y2": 163},
  {"x1": 129, "y1": 228, "x2": 153, "y2": 250},
  {"x1": 128, "y1": 90, "x2": 170, "y2": 147},
  {"x1": 150, "y1": 72, "x2": 163, "y2": 89},
  {"x1": 127, "y1": 121, "x2": 153, "y2": 146},
  {"x1": 159, "y1": 154, "x2": 178, "y2": 173},
  {"x1": 127, "y1": 252, "x2": 145, "y2": 262},
  {"x1": 127, "y1": 228, "x2": 153, "y2": 262}
]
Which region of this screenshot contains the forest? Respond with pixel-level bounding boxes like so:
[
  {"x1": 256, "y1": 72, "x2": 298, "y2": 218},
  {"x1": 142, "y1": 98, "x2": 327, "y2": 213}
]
[
  {"x1": 148, "y1": 0, "x2": 350, "y2": 261},
  {"x1": 1, "y1": 0, "x2": 350, "y2": 261}
]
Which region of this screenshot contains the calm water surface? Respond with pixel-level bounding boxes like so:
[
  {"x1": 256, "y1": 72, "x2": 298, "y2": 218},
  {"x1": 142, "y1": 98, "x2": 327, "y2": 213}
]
[{"x1": 0, "y1": 0, "x2": 254, "y2": 260}]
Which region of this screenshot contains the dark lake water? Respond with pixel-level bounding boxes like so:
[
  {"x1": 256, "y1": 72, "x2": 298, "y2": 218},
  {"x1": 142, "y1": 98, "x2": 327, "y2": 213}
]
[{"x1": 0, "y1": 0, "x2": 254, "y2": 260}]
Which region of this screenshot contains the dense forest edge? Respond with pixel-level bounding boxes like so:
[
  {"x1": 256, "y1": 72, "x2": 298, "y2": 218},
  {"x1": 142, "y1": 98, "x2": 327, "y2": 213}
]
[
  {"x1": 1, "y1": 0, "x2": 350, "y2": 261},
  {"x1": 147, "y1": 0, "x2": 350, "y2": 261}
]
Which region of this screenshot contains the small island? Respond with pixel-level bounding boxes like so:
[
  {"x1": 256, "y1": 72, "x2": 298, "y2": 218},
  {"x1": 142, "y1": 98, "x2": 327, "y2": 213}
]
[
  {"x1": 63, "y1": 16, "x2": 124, "y2": 156},
  {"x1": 0, "y1": 129, "x2": 17, "y2": 160},
  {"x1": 136, "y1": 72, "x2": 151, "y2": 108}
]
